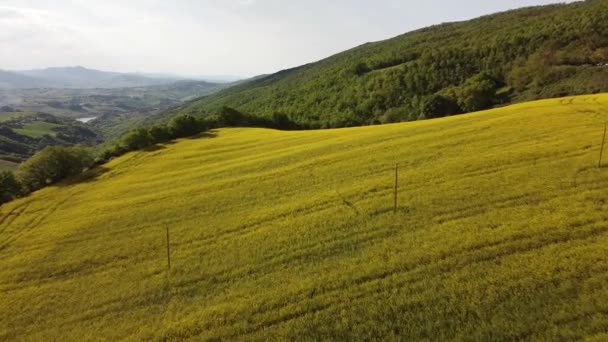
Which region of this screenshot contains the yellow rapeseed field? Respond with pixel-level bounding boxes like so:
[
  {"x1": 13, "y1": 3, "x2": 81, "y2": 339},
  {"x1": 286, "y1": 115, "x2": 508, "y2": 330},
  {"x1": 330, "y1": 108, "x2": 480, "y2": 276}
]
[{"x1": 2, "y1": 94, "x2": 608, "y2": 340}]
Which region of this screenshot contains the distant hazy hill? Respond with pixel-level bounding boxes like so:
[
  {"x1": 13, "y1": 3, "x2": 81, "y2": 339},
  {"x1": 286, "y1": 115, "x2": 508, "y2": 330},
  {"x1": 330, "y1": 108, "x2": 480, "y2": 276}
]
[
  {"x1": 0, "y1": 66, "x2": 183, "y2": 89},
  {"x1": 167, "y1": 0, "x2": 608, "y2": 128},
  {"x1": 0, "y1": 79, "x2": 227, "y2": 140},
  {"x1": 0, "y1": 70, "x2": 53, "y2": 89}
]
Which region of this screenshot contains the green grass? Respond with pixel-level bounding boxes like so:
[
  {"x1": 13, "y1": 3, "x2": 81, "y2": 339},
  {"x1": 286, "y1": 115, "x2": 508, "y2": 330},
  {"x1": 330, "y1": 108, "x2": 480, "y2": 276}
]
[
  {"x1": 0, "y1": 159, "x2": 18, "y2": 171},
  {"x1": 2, "y1": 94, "x2": 608, "y2": 340},
  {"x1": 12, "y1": 121, "x2": 64, "y2": 138},
  {"x1": 0, "y1": 112, "x2": 35, "y2": 122}
]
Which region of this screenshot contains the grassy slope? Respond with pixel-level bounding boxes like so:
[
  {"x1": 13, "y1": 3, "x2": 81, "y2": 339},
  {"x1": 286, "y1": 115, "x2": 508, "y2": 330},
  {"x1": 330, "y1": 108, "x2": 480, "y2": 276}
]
[
  {"x1": 0, "y1": 112, "x2": 34, "y2": 122},
  {"x1": 2, "y1": 95, "x2": 608, "y2": 340},
  {"x1": 13, "y1": 121, "x2": 64, "y2": 138},
  {"x1": 0, "y1": 159, "x2": 17, "y2": 171}
]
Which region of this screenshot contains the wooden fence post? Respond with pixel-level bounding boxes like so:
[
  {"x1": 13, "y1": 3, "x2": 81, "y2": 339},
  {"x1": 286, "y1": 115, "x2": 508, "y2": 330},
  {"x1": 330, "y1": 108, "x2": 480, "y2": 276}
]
[
  {"x1": 166, "y1": 226, "x2": 171, "y2": 270},
  {"x1": 394, "y1": 163, "x2": 399, "y2": 214},
  {"x1": 600, "y1": 123, "x2": 607, "y2": 169}
]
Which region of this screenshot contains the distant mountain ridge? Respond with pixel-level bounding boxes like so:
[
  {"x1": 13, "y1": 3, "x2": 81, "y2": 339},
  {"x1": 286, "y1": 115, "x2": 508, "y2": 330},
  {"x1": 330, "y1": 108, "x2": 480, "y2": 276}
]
[
  {"x1": 0, "y1": 70, "x2": 47, "y2": 89},
  {"x1": 0, "y1": 66, "x2": 234, "y2": 89}
]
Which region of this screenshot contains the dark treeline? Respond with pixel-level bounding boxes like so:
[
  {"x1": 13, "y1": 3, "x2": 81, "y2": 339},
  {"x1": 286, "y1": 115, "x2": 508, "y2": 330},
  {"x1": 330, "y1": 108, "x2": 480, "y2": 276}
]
[
  {"x1": 161, "y1": 0, "x2": 608, "y2": 128},
  {"x1": 0, "y1": 106, "x2": 297, "y2": 205},
  {"x1": 100, "y1": 106, "x2": 303, "y2": 161},
  {"x1": 0, "y1": 146, "x2": 93, "y2": 205}
]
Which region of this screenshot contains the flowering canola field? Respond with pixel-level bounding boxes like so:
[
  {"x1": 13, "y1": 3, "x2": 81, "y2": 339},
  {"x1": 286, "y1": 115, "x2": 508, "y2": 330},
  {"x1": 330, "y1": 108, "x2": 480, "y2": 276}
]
[{"x1": 2, "y1": 95, "x2": 608, "y2": 340}]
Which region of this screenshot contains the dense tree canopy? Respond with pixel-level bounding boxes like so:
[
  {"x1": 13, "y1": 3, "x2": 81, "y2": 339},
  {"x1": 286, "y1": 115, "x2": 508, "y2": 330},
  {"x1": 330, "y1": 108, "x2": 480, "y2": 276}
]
[
  {"x1": 168, "y1": 114, "x2": 205, "y2": 138},
  {"x1": 420, "y1": 95, "x2": 461, "y2": 119},
  {"x1": 160, "y1": 0, "x2": 608, "y2": 127},
  {"x1": 16, "y1": 146, "x2": 93, "y2": 192},
  {"x1": 121, "y1": 129, "x2": 153, "y2": 151},
  {"x1": 0, "y1": 171, "x2": 21, "y2": 204}
]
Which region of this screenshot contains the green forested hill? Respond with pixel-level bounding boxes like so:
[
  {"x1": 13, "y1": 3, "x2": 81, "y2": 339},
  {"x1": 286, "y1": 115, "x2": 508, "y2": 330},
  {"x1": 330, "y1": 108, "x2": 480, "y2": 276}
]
[{"x1": 165, "y1": 0, "x2": 608, "y2": 128}]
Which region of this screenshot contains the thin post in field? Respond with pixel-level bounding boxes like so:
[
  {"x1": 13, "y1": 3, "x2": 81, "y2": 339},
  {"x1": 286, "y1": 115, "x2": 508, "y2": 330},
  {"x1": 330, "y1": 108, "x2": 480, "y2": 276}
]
[
  {"x1": 166, "y1": 226, "x2": 171, "y2": 270},
  {"x1": 394, "y1": 163, "x2": 399, "y2": 214},
  {"x1": 600, "y1": 123, "x2": 607, "y2": 169}
]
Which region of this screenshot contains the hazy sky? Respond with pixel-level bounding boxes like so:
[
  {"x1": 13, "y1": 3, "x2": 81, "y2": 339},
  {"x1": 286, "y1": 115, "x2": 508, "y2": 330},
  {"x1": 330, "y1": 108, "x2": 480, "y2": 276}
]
[{"x1": 0, "y1": 0, "x2": 574, "y2": 77}]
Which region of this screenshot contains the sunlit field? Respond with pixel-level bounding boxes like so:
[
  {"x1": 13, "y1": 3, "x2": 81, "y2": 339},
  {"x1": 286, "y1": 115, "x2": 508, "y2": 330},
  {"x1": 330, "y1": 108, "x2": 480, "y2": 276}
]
[
  {"x1": 3, "y1": 94, "x2": 608, "y2": 340},
  {"x1": 0, "y1": 112, "x2": 34, "y2": 123},
  {"x1": 12, "y1": 121, "x2": 64, "y2": 138}
]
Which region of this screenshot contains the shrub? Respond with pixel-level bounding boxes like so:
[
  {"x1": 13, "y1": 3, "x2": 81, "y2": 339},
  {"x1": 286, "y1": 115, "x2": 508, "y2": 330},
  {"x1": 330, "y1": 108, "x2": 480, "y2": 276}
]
[
  {"x1": 272, "y1": 112, "x2": 300, "y2": 130},
  {"x1": 168, "y1": 114, "x2": 203, "y2": 138},
  {"x1": 148, "y1": 125, "x2": 171, "y2": 144},
  {"x1": 353, "y1": 62, "x2": 371, "y2": 76},
  {"x1": 121, "y1": 128, "x2": 153, "y2": 151},
  {"x1": 0, "y1": 171, "x2": 21, "y2": 204},
  {"x1": 217, "y1": 107, "x2": 248, "y2": 127},
  {"x1": 454, "y1": 73, "x2": 501, "y2": 112},
  {"x1": 421, "y1": 94, "x2": 461, "y2": 119},
  {"x1": 17, "y1": 146, "x2": 93, "y2": 193},
  {"x1": 94, "y1": 144, "x2": 128, "y2": 164},
  {"x1": 380, "y1": 107, "x2": 409, "y2": 124}
]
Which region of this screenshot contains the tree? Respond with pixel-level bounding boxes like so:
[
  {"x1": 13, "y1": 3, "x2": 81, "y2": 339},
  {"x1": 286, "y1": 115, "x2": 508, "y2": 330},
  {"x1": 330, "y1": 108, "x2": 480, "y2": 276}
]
[
  {"x1": 272, "y1": 112, "x2": 299, "y2": 130},
  {"x1": 0, "y1": 171, "x2": 21, "y2": 204},
  {"x1": 148, "y1": 125, "x2": 171, "y2": 144},
  {"x1": 168, "y1": 114, "x2": 203, "y2": 138},
  {"x1": 218, "y1": 107, "x2": 247, "y2": 127},
  {"x1": 508, "y1": 60, "x2": 533, "y2": 92},
  {"x1": 456, "y1": 73, "x2": 501, "y2": 112},
  {"x1": 353, "y1": 62, "x2": 371, "y2": 76},
  {"x1": 380, "y1": 107, "x2": 409, "y2": 124},
  {"x1": 121, "y1": 129, "x2": 153, "y2": 151},
  {"x1": 420, "y1": 94, "x2": 461, "y2": 119},
  {"x1": 17, "y1": 146, "x2": 93, "y2": 193}
]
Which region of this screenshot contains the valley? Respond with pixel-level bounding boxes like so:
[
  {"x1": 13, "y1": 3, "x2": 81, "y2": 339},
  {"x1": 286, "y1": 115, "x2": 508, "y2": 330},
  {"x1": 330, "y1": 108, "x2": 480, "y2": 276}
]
[
  {"x1": 0, "y1": 80, "x2": 227, "y2": 120},
  {"x1": 0, "y1": 78, "x2": 229, "y2": 165},
  {"x1": 0, "y1": 111, "x2": 101, "y2": 164}
]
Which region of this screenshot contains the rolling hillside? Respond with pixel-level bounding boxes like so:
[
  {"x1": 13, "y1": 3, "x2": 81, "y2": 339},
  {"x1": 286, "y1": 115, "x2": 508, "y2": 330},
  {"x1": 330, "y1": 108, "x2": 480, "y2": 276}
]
[
  {"x1": 2, "y1": 94, "x2": 608, "y2": 339},
  {"x1": 0, "y1": 160, "x2": 17, "y2": 171},
  {"x1": 0, "y1": 112, "x2": 101, "y2": 164},
  {"x1": 0, "y1": 80, "x2": 225, "y2": 119},
  {"x1": 164, "y1": 0, "x2": 608, "y2": 128},
  {"x1": 0, "y1": 79, "x2": 227, "y2": 143}
]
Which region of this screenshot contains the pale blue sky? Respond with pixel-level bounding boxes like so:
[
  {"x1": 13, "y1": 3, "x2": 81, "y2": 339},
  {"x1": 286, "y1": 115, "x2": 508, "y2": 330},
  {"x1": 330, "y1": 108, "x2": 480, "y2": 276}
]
[{"x1": 0, "y1": 0, "x2": 576, "y2": 77}]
